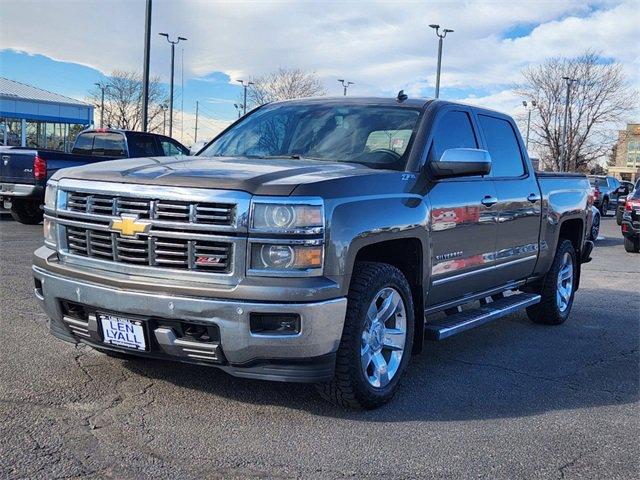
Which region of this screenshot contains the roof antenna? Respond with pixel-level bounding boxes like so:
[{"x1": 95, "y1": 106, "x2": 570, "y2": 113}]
[{"x1": 396, "y1": 90, "x2": 408, "y2": 102}]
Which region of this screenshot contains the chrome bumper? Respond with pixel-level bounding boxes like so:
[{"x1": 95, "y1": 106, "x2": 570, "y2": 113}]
[
  {"x1": 33, "y1": 265, "x2": 347, "y2": 374},
  {"x1": 0, "y1": 183, "x2": 39, "y2": 197}
]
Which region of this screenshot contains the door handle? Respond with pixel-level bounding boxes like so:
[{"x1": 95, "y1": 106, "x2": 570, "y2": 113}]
[
  {"x1": 527, "y1": 193, "x2": 541, "y2": 203},
  {"x1": 481, "y1": 195, "x2": 498, "y2": 207}
]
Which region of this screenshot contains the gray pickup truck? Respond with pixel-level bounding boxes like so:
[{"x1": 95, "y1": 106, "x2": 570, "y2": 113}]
[{"x1": 33, "y1": 97, "x2": 593, "y2": 408}]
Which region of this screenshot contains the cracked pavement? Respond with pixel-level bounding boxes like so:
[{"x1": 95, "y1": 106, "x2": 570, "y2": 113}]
[{"x1": 1, "y1": 214, "x2": 638, "y2": 479}]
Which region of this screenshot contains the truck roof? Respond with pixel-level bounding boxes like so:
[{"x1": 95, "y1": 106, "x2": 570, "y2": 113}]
[{"x1": 266, "y1": 96, "x2": 510, "y2": 117}]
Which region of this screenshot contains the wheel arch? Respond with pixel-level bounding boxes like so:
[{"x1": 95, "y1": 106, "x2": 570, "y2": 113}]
[{"x1": 353, "y1": 237, "x2": 426, "y2": 354}]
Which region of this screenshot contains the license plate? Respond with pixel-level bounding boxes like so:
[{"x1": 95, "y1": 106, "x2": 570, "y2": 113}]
[{"x1": 99, "y1": 313, "x2": 147, "y2": 351}]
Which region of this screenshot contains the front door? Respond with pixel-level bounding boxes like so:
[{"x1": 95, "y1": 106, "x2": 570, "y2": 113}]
[{"x1": 425, "y1": 108, "x2": 499, "y2": 306}]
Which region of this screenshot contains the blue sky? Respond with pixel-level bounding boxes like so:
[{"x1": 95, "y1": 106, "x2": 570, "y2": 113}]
[{"x1": 1, "y1": 0, "x2": 637, "y2": 143}]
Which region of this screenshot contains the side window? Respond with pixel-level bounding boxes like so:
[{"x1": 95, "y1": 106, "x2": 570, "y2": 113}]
[
  {"x1": 160, "y1": 139, "x2": 186, "y2": 156},
  {"x1": 128, "y1": 134, "x2": 159, "y2": 157},
  {"x1": 92, "y1": 133, "x2": 126, "y2": 157},
  {"x1": 478, "y1": 115, "x2": 525, "y2": 178},
  {"x1": 71, "y1": 133, "x2": 95, "y2": 154},
  {"x1": 430, "y1": 111, "x2": 477, "y2": 161}
]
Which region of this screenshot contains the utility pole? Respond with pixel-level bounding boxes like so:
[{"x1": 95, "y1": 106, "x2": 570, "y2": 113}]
[
  {"x1": 194, "y1": 101, "x2": 199, "y2": 142},
  {"x1": 429, "y1": 24, "x2": 454, "y2": 99},
  {"x1": 141, "y1": 0, "x2": 152, "y2": 132},
  {"x1": 159, "y1": 33, "x2": 187, "y2": 138},
  {"x1": 94, "y1": 83, "x2": 110, "y2": 128},
  {"x1": 237, "y1": 79, "x2": 254, "y2": 115},
  {"x1": 522, "y1": 100, "x2": 537, "y2": 150},
  {"x1": 337, "y1": 79, "x2": 354, "y2": 96},
  {"x1": 560, "y1": 76, "x2": 578, "y2": 172}
]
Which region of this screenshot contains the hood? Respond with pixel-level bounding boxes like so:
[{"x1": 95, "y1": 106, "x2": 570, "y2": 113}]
[{"x1": 54, "y1": 155, "x2": 384, "y2": 196}]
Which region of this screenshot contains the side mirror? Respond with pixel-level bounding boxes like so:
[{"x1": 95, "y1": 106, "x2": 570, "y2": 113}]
[{"x1": 430, "y1": 148, "x2": 492, "y2": 178}]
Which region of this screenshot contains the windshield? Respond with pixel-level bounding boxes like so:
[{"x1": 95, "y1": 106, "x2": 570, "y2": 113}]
[{"x1": 200, "y1": 103, "x2": 421, "y2": 170}]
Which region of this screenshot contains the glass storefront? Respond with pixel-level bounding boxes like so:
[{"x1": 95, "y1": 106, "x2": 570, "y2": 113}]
[{"x1": 1, "y1": 118, "x2": 89, "y2": 152}]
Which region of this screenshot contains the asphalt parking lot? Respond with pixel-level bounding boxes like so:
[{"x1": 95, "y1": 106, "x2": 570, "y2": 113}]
[{"x1": 1, "y1": 214, "x2": 638, "y2": 479}]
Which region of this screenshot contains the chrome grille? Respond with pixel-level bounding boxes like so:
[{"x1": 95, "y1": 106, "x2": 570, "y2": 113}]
[
  {"x1": 65, "y1": 191, "x2": 234, "y2": 226},
  {"x1": 65, "y1": 226, "x2": 231, "y2": 272}
]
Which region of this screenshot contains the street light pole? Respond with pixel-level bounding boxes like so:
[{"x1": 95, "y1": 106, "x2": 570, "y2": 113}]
[
  {"x1": 233, "y1": 104, "x2": 242, "y2": 119},
  {"x1": 337, "y1": 79, "x2": 354, "y2": 96},
  {"x1": 194, "y1": 101, "x2": 199, "y2": 142},
  {"x1": 429, "y1": 24, "x2": 454, "y2": 99},
  {"x1": 94, "y1": 83, "x2": 110, "y2": 128},
  {"x1": 159, "y1": 33, "x2": 187, "y2": 138},
  {"x1": 522, "y1": 100, "x2": 537, "y2": 150},
  {"x1": 560, "y1": 76, "x2": 578, "y2": 172},
  {"x1": 236, "y1": 79, "x2": 254, "y2": 115},
  {"x1": 141, "y1": 0, "x2": 152, "y2": 132},
  {"x1": 160, "y1": 104, "x2": 168, "y2": 135}
]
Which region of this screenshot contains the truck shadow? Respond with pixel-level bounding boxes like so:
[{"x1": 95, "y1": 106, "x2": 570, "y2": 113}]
[{"x1": 119, "y1": 286, "x2": 639, "y2": 422}]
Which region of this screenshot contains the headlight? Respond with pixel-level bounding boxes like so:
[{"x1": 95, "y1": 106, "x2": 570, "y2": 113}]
[
  {"x1": 44, "y1": 181, "x2": 58, "y2": 211},
  {"x1": 251, "y1": 200, "x2": 323, "y2": 233},
  {"x1": 249, "y1": 242, "x2": 323, "y2": 275},
  {"x1": 43, "y1": 217, "x2": 57, "y2": 248}
]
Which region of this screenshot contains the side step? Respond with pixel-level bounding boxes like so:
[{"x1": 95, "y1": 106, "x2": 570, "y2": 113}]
[{"x1": 425, "y1": 292, "x2": 541, "y2": 341}]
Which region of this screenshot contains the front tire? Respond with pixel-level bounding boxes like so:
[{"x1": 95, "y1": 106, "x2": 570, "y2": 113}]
[
  {"x1": 10, "y1": 199, "x2": 43, "y2": 224},
  {"x1": 316, "y1": 262, "x2": 415, "y2": 409},
  {"x1": 526, "y1": 239, "x2": 577, "y2": 325},
  {"x1": 624, "y1": 236, "x2": 640, "y2": 253}
]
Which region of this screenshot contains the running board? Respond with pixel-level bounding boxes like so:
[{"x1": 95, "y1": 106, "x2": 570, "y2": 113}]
[{"x1": 424, "y1": 293, "x2": 541, "y2": 341}]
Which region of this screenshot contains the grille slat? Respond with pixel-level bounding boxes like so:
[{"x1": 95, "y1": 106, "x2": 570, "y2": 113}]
[
  {"x1": 64, "y1": 225, "x2": 231, "y2": 272},
  {"x1": 65, "y1": 192, "x2": 234, "y2": 226}
]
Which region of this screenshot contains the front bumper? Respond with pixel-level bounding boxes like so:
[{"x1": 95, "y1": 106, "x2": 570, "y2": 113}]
[{"x1": 33, "y1": 265, "x2": 347, "y2": 383}]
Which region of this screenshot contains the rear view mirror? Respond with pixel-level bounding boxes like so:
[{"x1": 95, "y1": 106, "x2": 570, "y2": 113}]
[{"x1": 430, "y1": 148, "x2": 492, "y2": 178}]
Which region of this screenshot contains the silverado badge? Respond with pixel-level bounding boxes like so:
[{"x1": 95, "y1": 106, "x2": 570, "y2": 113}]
[{"x1": 109, "y1": 215, "x2": 151, "y2": 238}]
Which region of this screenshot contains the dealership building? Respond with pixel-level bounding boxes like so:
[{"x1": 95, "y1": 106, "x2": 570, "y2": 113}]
[
  {"x1": 609, "y1": 123, "x2": 640, "y2": 182},
  {"x1": 0, "y1": 77, "x2": 93, "y2": 151}
]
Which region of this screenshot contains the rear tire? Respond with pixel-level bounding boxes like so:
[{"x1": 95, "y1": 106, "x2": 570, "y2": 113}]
[
  {"x1": 10, "y1": 199, "x2": 43, "y2": 224},
  {"x1": 624, "y1": 236, "x2": 640, "y2": 253},
  {"x1": 526, "y1": 239, "x2": 577, "y2": 325},
  {"x1": 316, "y1": 262, "x2": 415, "y2": 409},
  {"x1": 616, "y1": 208, "x2": 624, "y2": 225},
  {"x1": 599, "y1": 198, "x2": 609, "y2": 216}
]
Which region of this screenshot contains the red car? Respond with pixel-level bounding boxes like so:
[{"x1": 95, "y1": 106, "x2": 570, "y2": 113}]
[{"x1": 621, "y1": 185, "x2": 640, "y2": 253}]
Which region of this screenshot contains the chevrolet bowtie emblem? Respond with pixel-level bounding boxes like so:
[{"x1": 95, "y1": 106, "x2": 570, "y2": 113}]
[{"x1": 109, "y1": 215, "x2": 151, "y2": 237}]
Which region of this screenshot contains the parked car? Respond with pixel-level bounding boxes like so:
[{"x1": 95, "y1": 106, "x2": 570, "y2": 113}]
[
  {"x1": 588, "y1": 175, "x2": 621, "y2": 215},
  {"x1": 34, "y1": 97, "x2": 593, "y2": 408},
  {"x1": 0, "y1": 129, "x2": 189, "y2": 224},
  {"x1": 621, "y1": 185, "x2": 640, "y2": 253},
  {"x1": 615, "y1": 180, "x2": 637, "y2": 225}
]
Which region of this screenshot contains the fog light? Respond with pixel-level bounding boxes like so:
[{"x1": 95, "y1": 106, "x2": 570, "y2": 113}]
[{"x1": 250, "y1": 313, "x2": 301, "y2": 335}]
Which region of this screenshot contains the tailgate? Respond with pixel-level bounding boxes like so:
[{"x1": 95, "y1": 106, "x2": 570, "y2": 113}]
[{"x1": 0, "y1": 149, "x2": 36, "y2": 185}]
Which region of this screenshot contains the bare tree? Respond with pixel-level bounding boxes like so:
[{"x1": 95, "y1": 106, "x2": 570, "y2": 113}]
[
  {"x1": 88, "y1": 70, "x2": 168, "y2": 133},
  {"x1": 515, "y1": 51, "x2": 636, "y2": 172},
  {"x1": 246, "y1": 68, "x2": 326, "y2": 108}
]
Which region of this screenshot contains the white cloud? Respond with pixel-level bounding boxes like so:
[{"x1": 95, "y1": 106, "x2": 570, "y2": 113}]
[{"x1": 1, "y1": 0, "x2": 638, "y2": 113}]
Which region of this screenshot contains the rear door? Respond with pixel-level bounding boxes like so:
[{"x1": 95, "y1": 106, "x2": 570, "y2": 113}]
[
  {"x1": 476, "y1": 113, "x2": 541, "y2": 284},
  {"x1": 426, "y1": 107, "x2": 499, "y2": 306}
]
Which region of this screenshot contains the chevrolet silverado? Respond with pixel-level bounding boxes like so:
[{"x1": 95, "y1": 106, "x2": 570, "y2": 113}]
[{"x1": 33, "y1": 97, "x2": 593, "y2": 408}]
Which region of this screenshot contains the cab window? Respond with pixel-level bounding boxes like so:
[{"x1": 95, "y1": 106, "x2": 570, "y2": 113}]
[
  {"x1": 160, "y1": 139, "x2": 187, "y2": 156},
  {"x1": 429, "y1": 111, "x2": 478, "y2": 162},
  {"x1": 478, "y1": 115, "x2": 525, "y2": 178},
  {"x1": 92, "y1": 133, "x2": 126, "y2": 157}
]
